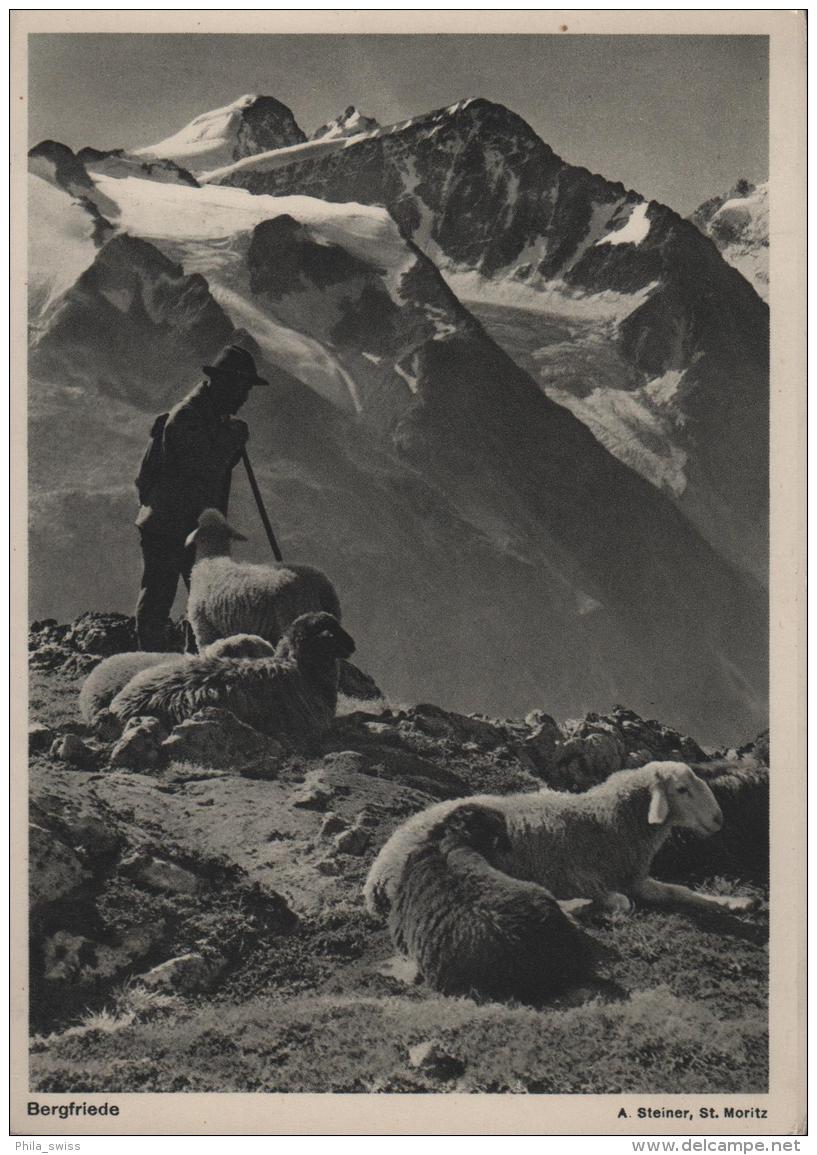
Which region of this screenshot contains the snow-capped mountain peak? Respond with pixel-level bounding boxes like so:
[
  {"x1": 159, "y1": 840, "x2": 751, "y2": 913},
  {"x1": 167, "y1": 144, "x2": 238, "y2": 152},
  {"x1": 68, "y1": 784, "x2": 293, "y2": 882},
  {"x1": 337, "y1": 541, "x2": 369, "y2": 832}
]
[
  {"x1": 312, "y1": 105, "x2": 380, "y2": 141},
  {"x1": 131, "y1": 94, "x2": 306, "y2": 174},
  {"x1": 689, "y1": 180, "x2": 768, "y2": 300}
]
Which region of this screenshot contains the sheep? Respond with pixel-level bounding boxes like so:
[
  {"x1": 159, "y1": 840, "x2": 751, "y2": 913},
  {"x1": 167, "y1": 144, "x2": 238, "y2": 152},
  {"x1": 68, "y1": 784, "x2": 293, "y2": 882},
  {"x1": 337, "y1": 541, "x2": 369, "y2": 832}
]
[
  {"x1": 365, "y1": 762, "x2": 757, "y2": 919},
  {"x1": 388, "y1": 802, "x2": 611, "y2": 1003},
  {"x1": 184, "y1": 509, "x2": 342, "y2": 651},
  {"x1": 108, "y1": 612, "x2": 355, "y2": 748},
  {"x1": 78, "y1": 635, "x2": 276, "y2": 725}
]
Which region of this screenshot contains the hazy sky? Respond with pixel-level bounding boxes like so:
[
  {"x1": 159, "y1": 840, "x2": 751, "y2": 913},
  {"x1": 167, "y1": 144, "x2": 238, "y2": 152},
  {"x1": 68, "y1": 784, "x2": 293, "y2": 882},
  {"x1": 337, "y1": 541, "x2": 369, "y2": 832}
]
[{"x1": 28, "y1": 34, "x2": 768, "y2": 215}]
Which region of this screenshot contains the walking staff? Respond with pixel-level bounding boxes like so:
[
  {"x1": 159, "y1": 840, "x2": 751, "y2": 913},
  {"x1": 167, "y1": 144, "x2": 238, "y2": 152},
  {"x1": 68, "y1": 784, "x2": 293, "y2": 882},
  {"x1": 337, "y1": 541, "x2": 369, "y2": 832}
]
[{"x1": 242, "y1": 448, "x2": 284, "y2": 562}]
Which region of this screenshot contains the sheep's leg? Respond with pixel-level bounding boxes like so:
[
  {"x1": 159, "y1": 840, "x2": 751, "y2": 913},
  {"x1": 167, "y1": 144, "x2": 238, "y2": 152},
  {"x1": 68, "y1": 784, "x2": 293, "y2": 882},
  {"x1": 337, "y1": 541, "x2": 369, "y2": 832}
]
[
  {"x1": 565, "y1": 892, "x2": 633, "y2": 915},
  {"x1": 632, "y1": 877, "x2": 758, "y2": 913},
  {"x1": 593, "y1": 891, "x2": 635, "y2": 914},
  {"x1": 558, "y1": 898, "x2": 594, "y2": 917},
  {"x1": 190, "y1": 613, "x2": 219, "y2": 649}
]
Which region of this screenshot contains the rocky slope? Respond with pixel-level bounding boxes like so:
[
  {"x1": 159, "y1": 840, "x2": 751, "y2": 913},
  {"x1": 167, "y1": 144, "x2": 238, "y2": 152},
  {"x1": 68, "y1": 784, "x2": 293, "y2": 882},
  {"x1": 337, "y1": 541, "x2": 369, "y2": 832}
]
[
  {"x1": 28, "y1": 616, "x2": 769, "y2": 1092},
  {"x1": 28, "y1": 146, "x2": 766, "y2": 742},
  {"x1": 690, "y1": 179, "x2": 769, "y2": 302},
  {"x1": 204, "y1": 96, "x2": 769, "y2": 582}
]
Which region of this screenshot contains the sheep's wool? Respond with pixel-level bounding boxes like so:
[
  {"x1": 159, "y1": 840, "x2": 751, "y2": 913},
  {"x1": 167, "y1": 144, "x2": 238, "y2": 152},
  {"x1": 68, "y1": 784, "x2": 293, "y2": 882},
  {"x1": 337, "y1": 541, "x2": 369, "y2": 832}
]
[{"x1": 186, "y1": 512, "x2": 341, "y2": 651}]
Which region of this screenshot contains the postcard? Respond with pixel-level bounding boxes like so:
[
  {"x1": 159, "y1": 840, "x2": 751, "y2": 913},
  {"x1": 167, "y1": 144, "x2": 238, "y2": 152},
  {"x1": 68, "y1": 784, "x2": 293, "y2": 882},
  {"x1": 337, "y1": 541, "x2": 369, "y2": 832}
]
[{"x1": 11, "y1": 9, "x2": 806, "y2": 1136}]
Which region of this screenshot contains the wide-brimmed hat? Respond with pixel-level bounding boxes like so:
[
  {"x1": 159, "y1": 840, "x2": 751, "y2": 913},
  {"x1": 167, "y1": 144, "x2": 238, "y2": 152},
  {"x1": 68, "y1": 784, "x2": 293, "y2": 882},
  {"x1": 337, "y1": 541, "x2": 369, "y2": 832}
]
[{"x1": 203, "y1": 345, "x2": 269, "y2": 387}]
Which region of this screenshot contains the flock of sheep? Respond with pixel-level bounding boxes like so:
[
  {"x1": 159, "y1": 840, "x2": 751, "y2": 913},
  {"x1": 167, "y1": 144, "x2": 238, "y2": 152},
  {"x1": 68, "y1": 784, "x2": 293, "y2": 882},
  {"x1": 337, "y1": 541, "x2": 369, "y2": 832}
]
[
  {"x1": 77, "y1": 508, "x2": 755, "y2": 1006},
  {"x1": 80, "y1": 509, "x2": 354, "y2": 749}
]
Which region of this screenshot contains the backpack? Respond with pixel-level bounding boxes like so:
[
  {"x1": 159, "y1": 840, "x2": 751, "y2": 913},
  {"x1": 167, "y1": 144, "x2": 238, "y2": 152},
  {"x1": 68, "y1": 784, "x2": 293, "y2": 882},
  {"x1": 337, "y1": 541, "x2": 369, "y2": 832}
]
[{"x1": 135, "y1": 412, "x2": 169, "y2": 504}]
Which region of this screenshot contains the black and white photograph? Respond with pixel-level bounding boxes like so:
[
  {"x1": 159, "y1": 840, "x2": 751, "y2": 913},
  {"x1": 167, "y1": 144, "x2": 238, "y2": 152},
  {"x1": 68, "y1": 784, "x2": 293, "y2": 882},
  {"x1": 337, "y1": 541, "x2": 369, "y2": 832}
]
[{"x1": 12, "y1": 9, "x2": 805, "y2": 1136}]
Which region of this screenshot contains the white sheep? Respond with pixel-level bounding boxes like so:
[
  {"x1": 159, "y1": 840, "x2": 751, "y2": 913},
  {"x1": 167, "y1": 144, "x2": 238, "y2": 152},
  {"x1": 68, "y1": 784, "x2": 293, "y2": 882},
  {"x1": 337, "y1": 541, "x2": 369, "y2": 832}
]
[
  {"x1": 108, "y1": 612, "x2": 355, "y2": 749},
  {"x1": 365, "y1": 762, "x2": 757, "y2": 918},
  {"x1": 184, "y1": 509, "x2": 342, "y2": 651},
  {"x1": 388, "y1": 802, "x2": 611, "y2": 1003},
  {"x1": 78, "y1": 634, "x2": 276, "y2": 725}
]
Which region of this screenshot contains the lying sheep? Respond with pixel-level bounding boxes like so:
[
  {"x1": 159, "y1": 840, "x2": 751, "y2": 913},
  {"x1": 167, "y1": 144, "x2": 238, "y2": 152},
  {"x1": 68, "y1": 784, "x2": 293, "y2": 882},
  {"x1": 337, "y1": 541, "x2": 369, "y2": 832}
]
[
  {"x1": 78, "y1": 635, "x2": 276, "y2": 724},
  {"x1": 184, "y1": 509, "x2": 342, "y2": 650},
  {"x1": 365, "y1": 762, "x2": 756, "y2": 919},
  {"x1": 108, "y1": 612, "x2": 355, "y2": 748},
  {"x1": 390, "y1": 803, "x2": 610, "y2": 1003}
]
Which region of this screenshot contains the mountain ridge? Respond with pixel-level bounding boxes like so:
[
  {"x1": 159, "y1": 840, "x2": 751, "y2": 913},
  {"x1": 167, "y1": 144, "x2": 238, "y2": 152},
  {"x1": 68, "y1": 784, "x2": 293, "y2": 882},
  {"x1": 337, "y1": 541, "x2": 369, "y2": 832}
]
[{"x1": 199, "y1": 95, "x2": 768, "y2": 582}]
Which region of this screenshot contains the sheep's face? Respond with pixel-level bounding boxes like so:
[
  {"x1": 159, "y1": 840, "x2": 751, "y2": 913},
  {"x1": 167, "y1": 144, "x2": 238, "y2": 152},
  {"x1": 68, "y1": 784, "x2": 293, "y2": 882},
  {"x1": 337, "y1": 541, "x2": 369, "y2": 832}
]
[
  {"x1": 646, "y1": 762, "x2": 723, "y2": 836},
  {"x1": 185, "y1": 508, "x2": 247, "y2": 552},
  {"x1": 292, "y1": 612, "x2": 356, "y2": 661},
  {"x1": 431, "y1": 804, "x2": 511, "y2": 858}
]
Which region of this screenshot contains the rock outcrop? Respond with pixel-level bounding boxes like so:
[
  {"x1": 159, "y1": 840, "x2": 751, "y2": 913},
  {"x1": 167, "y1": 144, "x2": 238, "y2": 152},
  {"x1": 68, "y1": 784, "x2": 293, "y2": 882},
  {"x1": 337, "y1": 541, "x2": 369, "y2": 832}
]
[{"x1": 29, "y1": 614, "x2": 185, "y2": 676}]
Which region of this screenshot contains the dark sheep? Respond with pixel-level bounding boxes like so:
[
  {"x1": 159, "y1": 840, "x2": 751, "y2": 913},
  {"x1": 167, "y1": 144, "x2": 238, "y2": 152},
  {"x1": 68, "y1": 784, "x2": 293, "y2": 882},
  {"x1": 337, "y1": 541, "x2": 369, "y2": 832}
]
[
  {"x1": 388, "y1": 803, "x2": 609, "y2": 1004},
  {"x1": 109, "y1": 612, "x2": 355, "y2": 748}
]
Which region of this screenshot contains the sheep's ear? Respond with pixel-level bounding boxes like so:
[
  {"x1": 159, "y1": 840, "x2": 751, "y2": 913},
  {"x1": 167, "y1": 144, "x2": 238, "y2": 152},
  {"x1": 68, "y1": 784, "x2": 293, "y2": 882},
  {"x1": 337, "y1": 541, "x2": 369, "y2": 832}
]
[
  {"x1": 648, "y1": 779, "x2": 670, "y2": 825},
  {"x1": 228, "y1": 526, "x2": 247, "y2": 542},
  {"x1": 184, "y1": 528, "x2": 199, "y2": 548}
]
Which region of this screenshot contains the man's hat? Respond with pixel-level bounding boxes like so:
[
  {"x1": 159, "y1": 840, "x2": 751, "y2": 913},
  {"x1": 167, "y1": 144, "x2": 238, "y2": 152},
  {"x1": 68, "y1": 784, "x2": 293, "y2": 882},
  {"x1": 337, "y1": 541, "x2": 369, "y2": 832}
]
[{"x1": 203, "y1": 345, "x2": 269, "y2": 387}]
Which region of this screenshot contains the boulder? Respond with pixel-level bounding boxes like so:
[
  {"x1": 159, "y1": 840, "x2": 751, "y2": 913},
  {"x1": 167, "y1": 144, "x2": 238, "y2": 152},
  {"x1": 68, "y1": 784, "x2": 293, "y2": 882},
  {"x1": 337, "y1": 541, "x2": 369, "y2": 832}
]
[
  {"x1": 41, "y1": 931, "x2": 98, "y2": 985},
  {"x1": 30, "y1": 792, "x2": 122, "y2": 863},
  {"x1": 518, "y1": 713, "x2": 560, "y2": 774},
  {"x1": 161, "y1": 708, "x2": 281, "y2": 770},
  {"x1": 520, "y1": 706, "x2": 710, "y2": 791},
  {"x1": 321, "y1": 750, "x2": 368, "y2": 776},
  {"x1": 408, "y1": 702, "x2": 508, "y2": 748},
  {"x1": 49, "y1": 733, "x2": 94, "y2": 767},
  {"x1": 41, "y1": 923, "x2": 165, "y2": 986},
  {"x1": 291, "y1": 770, "x2": 335, "y2": 810},
  {"x1": 407, "y1": 1040, "x2": 465, "y2": 1080},
  {"x1": 352, "y1": 744, "x2": 467, "y2": 800},
  {"x1": 553, "y1": 727, "x2": 625, "y2": 790},
  {"x1": 29, "y1": 723, "x2": 55, "y2": 755},
  {"x1": 333, "y1": 826, "x2": 370, "y2": 856},
  {"x1": 362, "y1": 721, "x2": 402, "y2": 742},
  {"x1": 140, "y1": 952, "x2": 227, "y2": 994},
  {"x1": 67, "y1": 611, "x2": 137, "y2": 656},
  {"x1": 29, "y1": 823, "x2": 89, "y2": 909},
  {"x1": 28, "y1": 614, "x2": 187, "y2": 675},
  {"x1": 735, "y1": 729, "x2": 770, "y2": 766},
  {"x1": 120, "y1": 853, "x2": 202, "y2": 896},
  {"x1": 109, "y1": 716, "x2": 167, "y2": 769},
  {"x1": 353, "y1": 806, "x2": 382, "y2": 829},
  {"x1": 29, "y1": 619, "x2": 69, "y2": 650},
  {"x1": 609, "y1": 706, "x2": 707, "y2": 765},
  {"x1": 319, "y1": 813, "x2": 348, "y2": 839}
]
